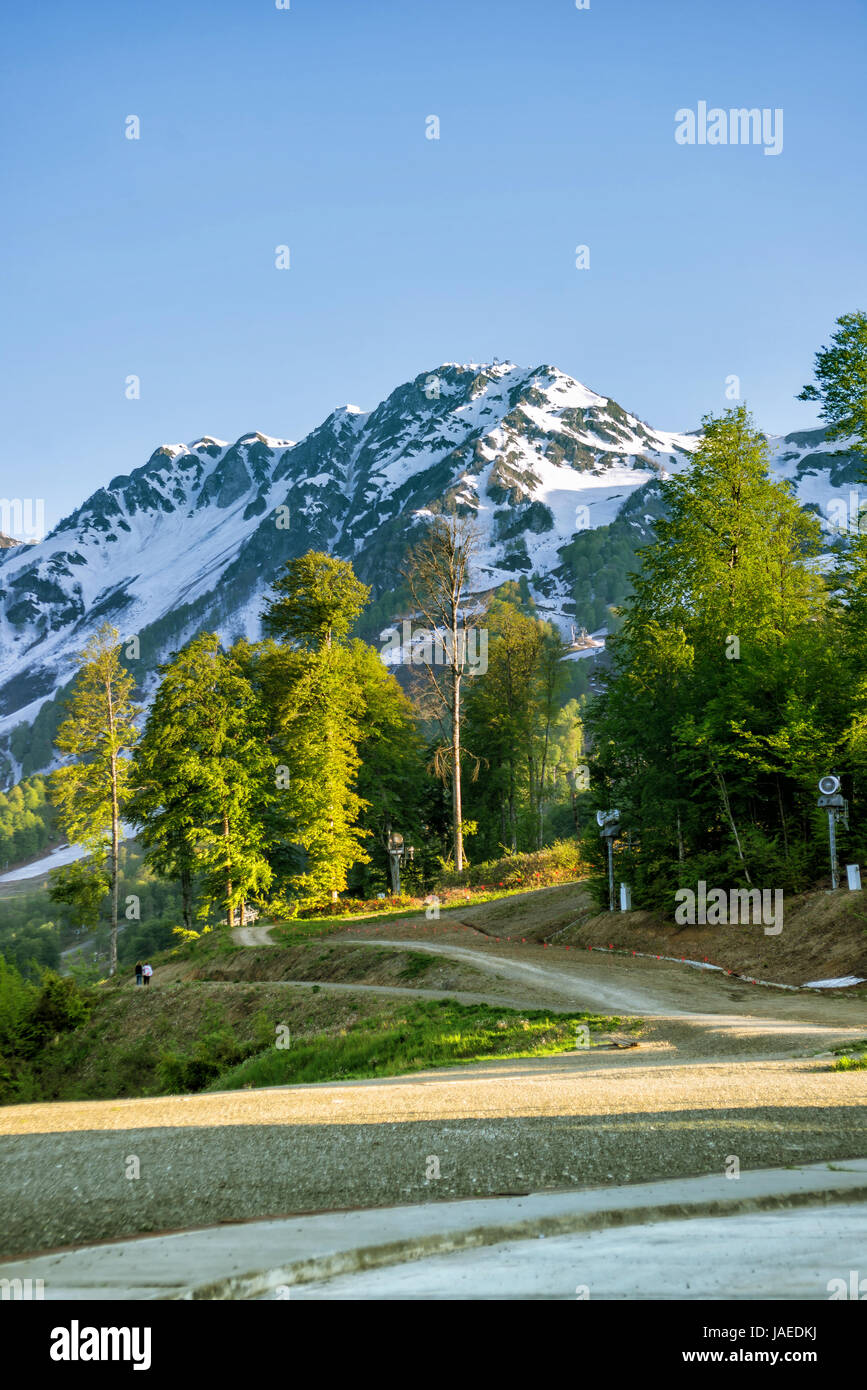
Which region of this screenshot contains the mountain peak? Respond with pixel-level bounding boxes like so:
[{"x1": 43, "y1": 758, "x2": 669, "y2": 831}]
[{"x1": 0, "y1": 362, "x2": 848, "y2": 787}]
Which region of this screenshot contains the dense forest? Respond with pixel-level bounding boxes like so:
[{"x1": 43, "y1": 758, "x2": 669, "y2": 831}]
[
  {"x1": 3, "y1": 311, "x2": 867, "y2": 978},
  {"x1": 33, "y1": 528, "x2": 593, "y2": 973},
  {"x1": 585, "y1": 312, "x2": 867, "y2": 903},
  {"x1": 0, "y1": 776, "x2": 58, "y2": 870}
]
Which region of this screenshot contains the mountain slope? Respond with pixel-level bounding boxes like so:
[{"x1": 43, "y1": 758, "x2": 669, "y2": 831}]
[{"x1": 0, "y1": 361, "x2": 856, "y2": 784}]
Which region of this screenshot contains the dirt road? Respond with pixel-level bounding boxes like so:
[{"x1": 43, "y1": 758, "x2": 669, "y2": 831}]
[{"x1": 0, "y1": 913, "x2": 864, "y2": 1257}]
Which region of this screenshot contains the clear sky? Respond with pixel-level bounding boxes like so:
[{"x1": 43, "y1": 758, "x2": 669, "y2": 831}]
[{"x1": 2, "y1": 0, "x2": 866, "y2": 528}]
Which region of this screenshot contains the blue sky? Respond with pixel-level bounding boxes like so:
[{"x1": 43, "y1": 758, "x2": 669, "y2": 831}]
[{"x1": 2, "y1": 0, "x2": 866, "y2": 527}]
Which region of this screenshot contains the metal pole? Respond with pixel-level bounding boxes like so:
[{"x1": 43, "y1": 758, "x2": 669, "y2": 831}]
[
  {"x1": 828, "y1": 810, "x2": 838, "y2": 891},
  {"x1": 392, "y1": 852, "x2": 401, "y2": 897},
  {"x1": 607, "y1": 839, "x2": 615, "y2": 912}
]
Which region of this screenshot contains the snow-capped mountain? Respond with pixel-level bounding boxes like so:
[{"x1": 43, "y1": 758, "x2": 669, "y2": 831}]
[{"x1": 0, "y1": 361, "x2": 857, "y2": 785}]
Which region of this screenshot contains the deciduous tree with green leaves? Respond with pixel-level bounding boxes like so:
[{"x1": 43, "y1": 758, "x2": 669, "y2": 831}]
[
  {"x1": 50, "y1": 623, "x2": 140, "y2": 975},
  {"x1": 798, "y1": 310, "x2": 867, "y2": 458},
  {"x1": 349, "y1": 639, "x2": 427, "y2": 890},
  {"x1": 588, "y1": 406, "x2": 833, "y2": 905},
  {"x1": 131, "y1": 634, "x2": 273, "y2": 929},
  {"x1": 262, "y1": 554, "x2": 372, "y2": 906},
  {"x1": 801, "y1": 312, "x2": 867, "y2": 835}
]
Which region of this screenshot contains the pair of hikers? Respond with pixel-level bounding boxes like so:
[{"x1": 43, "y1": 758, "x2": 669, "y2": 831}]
[{"x1": 134, "y1": 962, "x2": 153, "y2": 987}]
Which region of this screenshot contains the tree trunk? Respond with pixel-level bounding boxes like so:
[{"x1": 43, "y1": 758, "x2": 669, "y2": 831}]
[
  {"x1": 452, "y1": 665, "x2": 463, "y2": 871},
  {"x1": 776, "y1": 775, "x2": 790, "y2": 861},
  {"x1": 107, "y1": 678, "x2": 119, "y2": 977},
  {"x1": 537, "y1": 726, "x2": 552, "y2": 851},
  {"x1": 223, "y1": 811, "x2": 233, "y2": 928},
  {"x1": 527, "y1": 752, "x2": 536, "y2": 849},
  {"x1": 111, "y1": 786, "x2": 119, "y2": 975},
  {"x1": 181, "y1": 864, "x2": 192, "y2": 931},
  {"x1": 713, "y1": 764, "x2": 752, "y2": 886}
]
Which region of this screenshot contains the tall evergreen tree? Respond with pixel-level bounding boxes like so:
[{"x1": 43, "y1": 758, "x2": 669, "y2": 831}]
[
  {"x1": 798, "y1": 311, "x2": 867, "y2": 455},
  {"x1": 128, "y1": 672, "x2": 198, "y2": 931}
]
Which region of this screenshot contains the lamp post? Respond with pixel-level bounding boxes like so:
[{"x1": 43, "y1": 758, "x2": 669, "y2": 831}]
[
  {"x1": 818, "y1": 776, "x2": 848, "y2": 891},
  {"x1": 596, "y1": 809, "x2": 621, "y2": 912},
  {"x1": 387, "y1": 831, "x2": 406, "y2": 896}
]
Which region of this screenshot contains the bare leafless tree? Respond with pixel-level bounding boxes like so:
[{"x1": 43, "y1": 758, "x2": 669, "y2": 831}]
[{"x1": 402, "y1": 506, "x2": 487, "y2": 872}]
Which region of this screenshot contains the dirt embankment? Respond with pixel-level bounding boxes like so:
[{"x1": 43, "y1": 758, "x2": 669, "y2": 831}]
[
  {"x1": 401, "y1": 881, "x2": 867, "y2": 990},
  {"x1": 560, "y1": 894, "x2": 867, "y2": 988},
  {"x1": 182, "y1": 941, "x2": 491, "y2": 994}
]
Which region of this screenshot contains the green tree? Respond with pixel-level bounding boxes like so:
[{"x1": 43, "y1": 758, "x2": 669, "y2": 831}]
[
  {"x1": 530, "y1": 623, "x2": 569, "y2": 847},
  {"x1": 464, "y1": 599, "x2": 568, "y2": 853},
  {"x1": 798, "y1": 310, "x2": 867, "y2": 457},
  {"x1": 801, "y1": 312, "x2": 867, "y2": 841},
  {"x1": 262, "y1": 554, "x2": 372, "y2": 906},
  {"x1": 48, "y1": 857, "x2": 110, "y2": 930},
  {"x1": 588, "y1": 406, "x2": 832, "y2": 905},
  {"x1": 800, "y1": 311, "x2": 867, "y2": 634},
  {"x1": 50, "y1": 623, "x2": 140, "y2": 975},
  {"x1": 263, "y1": 552, "x2": 369, "y2": 651},
  {"x1": 128, "y1": 666, "x2": 199, "y2": 930},
  {"x1": 350, "y1": 640, "x2": 427, "y2": 890},
  {"x1": 464, "y1": 603, "x2": 542, "y2": 852},
  {"x1": 131, "y1": 634, "x2": 272, "y2": 928}
]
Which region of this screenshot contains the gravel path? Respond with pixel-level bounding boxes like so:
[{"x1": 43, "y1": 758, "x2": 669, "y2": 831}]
[
  {"x1": 2, "y1": 1055, "x2": 865, "y2": 1257},
  {"x1": 349, "y1": 932, "x2": 867, "y2": 1027}
]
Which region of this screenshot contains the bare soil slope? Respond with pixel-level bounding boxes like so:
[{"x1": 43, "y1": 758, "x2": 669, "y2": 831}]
[{"x1": 415, "y1": 882, "x2": 867, "y2": 990}]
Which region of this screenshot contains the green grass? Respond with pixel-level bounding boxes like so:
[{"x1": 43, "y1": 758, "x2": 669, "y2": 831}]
[
  {"x1": 831, "y1": 1037, "x2": 867, "y2": 1071},
  {"x1": 207, "y1": 999, "x2": 631, "y2": 1090},
  {"x1": 397, "y1": 952, "x2": 438, "y2": 981},
  {"x1": 269, "y1": 894, "x2": 521, "y2": 942},
  {"x1": 832, "y1": 1053, "x2": 867, "y2": 1071}
]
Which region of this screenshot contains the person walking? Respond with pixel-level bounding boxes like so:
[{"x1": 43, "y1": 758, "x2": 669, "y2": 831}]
[
  {"x1": 142, "y1": 962, "x2": 153, "y2": 986},
  {"x1": 134, "y1": 961, "x2": 143, "y2": 987}
]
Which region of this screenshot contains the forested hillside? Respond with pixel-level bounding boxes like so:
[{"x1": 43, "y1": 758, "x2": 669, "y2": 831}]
[
  {"x1": 0, "y1": 775, "x2": 58, "y2": 871},
  {"x1": 585, "y1": 313, "x2": 867, "y2": 908}
]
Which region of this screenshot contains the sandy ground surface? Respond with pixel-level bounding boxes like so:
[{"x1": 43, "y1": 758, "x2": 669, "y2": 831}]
[{"x1": 1, "y1": 909, "x2": 865, "y2": 1257}]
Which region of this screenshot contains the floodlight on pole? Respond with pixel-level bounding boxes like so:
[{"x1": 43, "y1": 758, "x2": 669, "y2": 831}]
[
  {"x1": 597, "y1": 809, "x2": 621, "y2": 912},
  {"x1": 817, "y1": 776, "x2": 847, "y2": 891}
]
